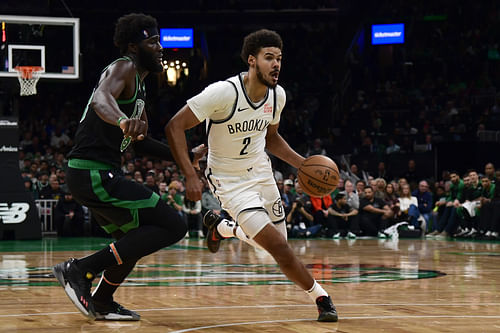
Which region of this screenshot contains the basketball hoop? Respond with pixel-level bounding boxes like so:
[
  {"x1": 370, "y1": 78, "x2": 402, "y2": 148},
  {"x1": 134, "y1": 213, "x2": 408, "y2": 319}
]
[{"x1": 14, "y1": 66, "x2": 44, "y2": 96}]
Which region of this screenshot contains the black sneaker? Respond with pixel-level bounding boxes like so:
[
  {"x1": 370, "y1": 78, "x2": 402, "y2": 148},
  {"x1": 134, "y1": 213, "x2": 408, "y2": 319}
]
[
  {"x1": 316, "y1": 296, "x2": 338, "y2": 322},
  {"x1": 52, "y1": 258, "x2": 96, "y2": 320},
  {"x1": 94, "y1": 300, "x2": 140, "y2": 321},
  {"x1": 203, "y1": 210, "x2": 225, "y2": 253}
]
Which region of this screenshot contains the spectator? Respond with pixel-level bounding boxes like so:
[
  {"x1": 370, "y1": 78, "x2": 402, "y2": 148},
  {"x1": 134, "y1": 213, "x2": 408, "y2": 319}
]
[
  {"x1": 144, "y1": 172, "x2": 160, "y2": 194},
  {"x1": 286, "y1": 195, "x2": 314, "y2": 238},
  {"x1": 375, "y1": 161, "x2": 392, "y2": 181},
  {"x1": 384, "y1": 182, "x2": 400, "y2": 217},
  {"x1": 39, "y1": 177, "x2": 63, "y2": 200},
  {"x1": 326, "y1": 192, "x2": 359, "y2": 238},
  {"x1": 402, "y1": 160, "x2": 420, "y2": 188},
  {"x1": 358, "y1": 187, "x2": 393, "y2": 238},
  {"x1": 484, "y1": 162, "x2": 495, "y2": 182},
  {"x1": 432, "y1": 171, "x2": 464, "y2": 238},
  {"x1": 356, "y1": 180, "x2": 366, "y2": 199},
  {"x1": 397, "y1": 184, "x2": 424, "y2": 230},
  {"x1": 162, "y1": 181, "x2": 184, "y2": 216},
  {"x1": 374, "y1": 178, "x2": 387, "y2": 200},
  {"x1": 50, "y1": 126, "x2": 71, "y2": 150},
  {"x1": 344, "y1": 179, "x2": 359, "y2": 210},
  {"x1": 54, "y1": 191, "x2": 85, "y2": 237},
  {"x1": 385, "y1": 137, "x2": 401, "y2": 154},
  {"x1": 282, "y1": 179, "x2": 296, "y2": 215},
  {"x1": 431, "y1": 185, "x2": 447, "y2": 233},
  {"x1": 476, "y1": 177, "x2": 495, "y2": 238},
  {"x1": 202, "y1": 185, "x2": 222, "y2": 216},
  {"x1": 306, "y1": 138, "x2": 326, "y2": 157},
  {"x1": 412, "y1": 180, "x2": 433, "y2": 230},
  {"x1": 182, "y1": 197, "x2": 203, "y2": 238},
  {"x1": 456, "y1": 170, "x2": 483, "y2": 238}
]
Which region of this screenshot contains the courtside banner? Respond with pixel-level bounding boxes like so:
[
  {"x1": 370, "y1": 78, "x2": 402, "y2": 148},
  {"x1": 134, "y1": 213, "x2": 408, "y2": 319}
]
[
  {"x1": 160, "y1": 28, "x2": 194, "y2": 48},
  {"x1": 371, "y1": 23, "x2": 405, "y2": 45}
]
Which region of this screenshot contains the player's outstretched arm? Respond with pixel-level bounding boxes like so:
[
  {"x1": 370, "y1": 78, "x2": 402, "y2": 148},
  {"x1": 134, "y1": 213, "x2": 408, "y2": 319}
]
[
  {"x1": 165, "y1": 104, "x2": 204, "y2": 201},
  {"x1": 265, "y1": 123, "x2": 305, "y2": 169}
]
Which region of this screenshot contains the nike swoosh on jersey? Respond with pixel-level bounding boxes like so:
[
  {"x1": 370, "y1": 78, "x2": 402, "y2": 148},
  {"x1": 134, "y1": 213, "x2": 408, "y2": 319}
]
[{"x1": 237, "y1": 107, "x2": 249, "y2": 112}]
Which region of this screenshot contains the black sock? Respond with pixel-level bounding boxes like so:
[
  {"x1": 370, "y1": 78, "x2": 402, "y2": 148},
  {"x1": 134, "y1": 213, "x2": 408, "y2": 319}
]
[
  {"x1": 92, "y1": 259, "x2": 137, "y2": 305},
  {"x1": 77, "y1": 245, "x2": 119, "y2": 277}
]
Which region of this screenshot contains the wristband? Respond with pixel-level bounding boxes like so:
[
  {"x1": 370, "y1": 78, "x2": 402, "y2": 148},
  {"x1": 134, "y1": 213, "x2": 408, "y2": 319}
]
[{"x1": 117, "y1": 116, "x2": 128, "y2": 126}]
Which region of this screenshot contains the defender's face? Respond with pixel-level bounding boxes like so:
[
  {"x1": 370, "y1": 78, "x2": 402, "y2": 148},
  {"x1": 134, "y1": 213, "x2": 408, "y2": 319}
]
[
  {"x1": 252, "y1": 47, "x2": 282, "y2": 87},
  {"x1": 138, "y1": 35, "x2": 163, "y2": 73}
]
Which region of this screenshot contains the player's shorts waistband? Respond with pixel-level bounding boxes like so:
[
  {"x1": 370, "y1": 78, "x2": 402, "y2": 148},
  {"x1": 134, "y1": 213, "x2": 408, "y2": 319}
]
[{"x1": 68, "y1": 158, "x2": 115, "y2": 170}]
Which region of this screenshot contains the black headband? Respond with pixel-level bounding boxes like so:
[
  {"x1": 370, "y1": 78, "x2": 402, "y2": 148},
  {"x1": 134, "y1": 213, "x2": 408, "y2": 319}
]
[{"x1": 132, "y1": 26, "x2": 159, "y2": 43}]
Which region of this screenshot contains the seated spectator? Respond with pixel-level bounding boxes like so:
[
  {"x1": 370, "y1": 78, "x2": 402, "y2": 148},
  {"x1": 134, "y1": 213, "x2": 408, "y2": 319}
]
[
  {"x1": 356, "y1": 180, "x2": 366, "y2": 199},
  {"x1": 306, "y1": 138, "x2": 327, "y2": 157},
  {"x1": 344, "y1": 179, "x2": 359, "y2": 210},
  {"x1": 484, "y1": 162, "x2": 495, "y2": 182},
  {"x1": 412, "y1": 180, "x2": 433, "y2": 228},
  {"x1": 384, "y1": 182, "x2": 400, "y2": 216},
  {"x1": 286, "y1": 195, "x2": 314, "y2": 238},
  {"x1": 54, "y1": 191, "x2": 85, "y2": 237},
  {"x1": 431, "y1": 185, "x2": 447, "y2": 233},
  {"x1": 326, "y1": 192, "x2": 359, "y2": 238},
  {"x1": 39, "y1": 177, "x2": 63, "y2": 200},
  {"x1": 476, "y1": 176, "x2": 496, "y2": 238},
  {"x1": 282, "y1": 179, "x2": 296, "y2": 215},
  {"x1": 358, "y1": 187, "x2": 393, "y2": 238},
  {"x1": 374, "y1": 178, "x2": 387, "y2": 200},
  {"x1": 144, "y1": 172, "x2": 160, "y2": 194},
  {"x1": 397, "y1": 184, "x2": 424, "y2": 230},
  {"x1": 201, "y1": 181, "x2": 222, "y2": 216},
  {"x1": 183, "y1": 197, "x2": 203, "y2": 238},
  {"x1": 432, "y1": 171, "x2": 464, "y2": 238},
  {"x1": 310, "y1": 193, "x2": 332, "y2": 227},
  {"x1": 162, "y1": 181, "x2": 184, "y2": 216},
  {"x1": 385, "y1": 137, "x2": 401, "y2": 154},
  {"x1": 455, "y1": 170, "x2": 482, "y2": 238}
]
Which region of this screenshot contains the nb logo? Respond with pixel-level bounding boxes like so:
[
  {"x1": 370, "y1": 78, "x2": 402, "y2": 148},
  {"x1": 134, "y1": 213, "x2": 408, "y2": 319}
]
[
  {"x1": 237, "y1": 107, "x2": 249, "y2": 112},
  {"x1": 0, "y1": 203, "x2": 30, "y2": 224}
]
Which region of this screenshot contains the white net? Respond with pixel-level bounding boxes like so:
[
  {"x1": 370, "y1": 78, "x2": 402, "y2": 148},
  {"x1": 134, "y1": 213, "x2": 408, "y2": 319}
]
[{"x1": 15, "y1": 67, "x2": 43, "y2": 96}]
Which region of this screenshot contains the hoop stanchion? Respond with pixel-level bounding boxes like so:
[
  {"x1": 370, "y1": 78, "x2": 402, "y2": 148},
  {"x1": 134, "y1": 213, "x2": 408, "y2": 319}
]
[{"x1": 14, "y1": 66, "x2": 44, "y2": 96}]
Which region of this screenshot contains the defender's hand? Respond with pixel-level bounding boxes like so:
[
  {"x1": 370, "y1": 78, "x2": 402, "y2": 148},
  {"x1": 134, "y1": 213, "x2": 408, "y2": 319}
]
[{"x1": 120, "y1": 118, "x2": 147, "y2": 141}]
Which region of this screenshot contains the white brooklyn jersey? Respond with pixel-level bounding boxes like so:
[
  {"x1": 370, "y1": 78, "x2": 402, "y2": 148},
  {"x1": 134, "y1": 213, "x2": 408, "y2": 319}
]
[{"x1": 188, "y1": 72, "x2": 286, "y2": 171}]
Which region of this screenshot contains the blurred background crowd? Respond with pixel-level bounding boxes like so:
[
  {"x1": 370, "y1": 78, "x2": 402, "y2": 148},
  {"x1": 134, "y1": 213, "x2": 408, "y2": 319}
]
[{"x1": 2, "y1": 0, "x2": 500, "y2": 240}]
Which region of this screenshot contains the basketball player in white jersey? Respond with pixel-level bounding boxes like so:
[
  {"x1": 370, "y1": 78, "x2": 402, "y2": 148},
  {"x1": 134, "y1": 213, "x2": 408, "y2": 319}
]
[{"x1": 166, "y1": 29, "x2": 337, "y2": 322}]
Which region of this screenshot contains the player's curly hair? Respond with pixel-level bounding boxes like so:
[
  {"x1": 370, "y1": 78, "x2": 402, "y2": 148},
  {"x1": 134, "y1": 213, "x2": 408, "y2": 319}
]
[
  {"x1": 240, "y1": 29, "x2": 283, "y2": 64},
  {"x1": 113, "y1": 13, "x2": 157, "y2": 55}
]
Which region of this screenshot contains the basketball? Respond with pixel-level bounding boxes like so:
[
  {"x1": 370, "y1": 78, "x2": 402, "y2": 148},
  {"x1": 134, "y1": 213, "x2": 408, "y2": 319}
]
[{"x1": 297, "y1": 155, "x2": 340, "y2": 197}]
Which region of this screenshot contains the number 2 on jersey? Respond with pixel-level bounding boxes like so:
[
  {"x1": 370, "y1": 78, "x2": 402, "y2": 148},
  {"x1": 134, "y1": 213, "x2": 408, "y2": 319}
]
[{"x1": 240, "y1": 137, "x2": 251, "y2": 155}]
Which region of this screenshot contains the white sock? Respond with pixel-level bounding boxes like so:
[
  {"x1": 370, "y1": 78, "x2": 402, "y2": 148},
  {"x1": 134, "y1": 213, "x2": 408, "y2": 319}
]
[
  {"x1": 306, "y1": 280, "x2": 328, "y2": 301},
  {"x1": 216, "y1": 219, "x2": 236, "y2": 238}
]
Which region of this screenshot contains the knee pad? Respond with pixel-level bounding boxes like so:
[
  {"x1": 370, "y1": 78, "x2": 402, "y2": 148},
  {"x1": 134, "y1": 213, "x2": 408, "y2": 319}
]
[{"x1": 238, "y1": 209, "x2": 271, "y2": 239}]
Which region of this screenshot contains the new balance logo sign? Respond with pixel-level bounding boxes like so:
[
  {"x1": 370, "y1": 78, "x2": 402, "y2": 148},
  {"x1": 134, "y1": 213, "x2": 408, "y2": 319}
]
[{"x1": 0, "y1": 203, "x2": 29, "y2": 224}]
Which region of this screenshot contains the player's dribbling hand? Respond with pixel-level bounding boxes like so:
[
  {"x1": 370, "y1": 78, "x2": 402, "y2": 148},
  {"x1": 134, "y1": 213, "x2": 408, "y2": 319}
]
[
  {"x1": 119, "y1": 118, "x2": 147, "y2": 141},
  {"x1": 185, "y1": 175, "x2": 203, "y2": 201}
]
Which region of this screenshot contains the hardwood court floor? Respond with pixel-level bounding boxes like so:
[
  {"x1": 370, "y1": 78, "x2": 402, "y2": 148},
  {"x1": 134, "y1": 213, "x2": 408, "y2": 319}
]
[{"x1": 1, "y1": 237, "x2": 500, "y2": 332}]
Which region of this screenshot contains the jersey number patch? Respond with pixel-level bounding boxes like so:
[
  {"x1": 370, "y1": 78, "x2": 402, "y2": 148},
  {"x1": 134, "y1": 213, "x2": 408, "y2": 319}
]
[{"x1": 239, "y1": 137, "x2": 251, "y2": 155}]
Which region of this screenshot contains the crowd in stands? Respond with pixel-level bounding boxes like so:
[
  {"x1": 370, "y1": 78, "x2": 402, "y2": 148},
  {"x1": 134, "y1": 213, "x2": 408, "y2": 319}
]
[{"x1": 11, "y1": 1, "x2": 500, "y2": 241}]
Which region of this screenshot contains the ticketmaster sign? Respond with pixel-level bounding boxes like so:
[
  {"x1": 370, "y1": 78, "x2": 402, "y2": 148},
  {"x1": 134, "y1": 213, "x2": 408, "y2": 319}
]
[
  {"x1": 371, "y1": 23, "x2": 405, "y2": 45},
  {"x1": 160, "y1": 28, "x2": 194, "y2": 48}
]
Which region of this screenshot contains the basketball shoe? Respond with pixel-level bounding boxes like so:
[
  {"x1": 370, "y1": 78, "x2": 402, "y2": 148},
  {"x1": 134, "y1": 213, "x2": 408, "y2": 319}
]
[
  {"x1": 316, "y1": 295, "x2": 338, "y2": 322},
  {"x1": 94, "y1": 299, "x2": 140, "y2": 321},
  {"x1": 52, "y1": 258, "x2": 96, "y2": 320},
  {"x1": 203, "y1": 210, "x2": 225, "y2": 253}
]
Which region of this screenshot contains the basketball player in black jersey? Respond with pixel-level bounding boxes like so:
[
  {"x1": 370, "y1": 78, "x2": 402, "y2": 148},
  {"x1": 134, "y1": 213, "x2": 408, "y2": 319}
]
[{"x1": 52, "y1": 13, "x2": 202, "y2": 321}]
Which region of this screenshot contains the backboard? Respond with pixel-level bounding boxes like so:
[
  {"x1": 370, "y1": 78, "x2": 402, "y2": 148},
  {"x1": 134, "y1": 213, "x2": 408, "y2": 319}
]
[{"x1": 0, "y1": 15, "x2": 80, "y2": 79}]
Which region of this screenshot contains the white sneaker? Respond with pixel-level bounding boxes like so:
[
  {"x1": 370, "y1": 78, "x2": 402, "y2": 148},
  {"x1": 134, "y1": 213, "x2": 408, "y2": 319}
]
[
  {"x1": 197, "y1": 230, "x2": 204, "y2": 238},
  {"x1": 332, "y1": 233, "x2": 341, "y2": 239},
  {"x1": 184, "y1": 231, "x2": 190, "y2": 239},
  {"x1": 346, "y1": 231, "x2": 357, "y2": 239},
  {"x1": 377, "y1": 232, "x2": 387, "y2": 239}
]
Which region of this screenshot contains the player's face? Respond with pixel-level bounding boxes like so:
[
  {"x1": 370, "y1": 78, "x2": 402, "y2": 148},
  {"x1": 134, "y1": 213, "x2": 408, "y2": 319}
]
[
  {"x1": 137, "y1": 35, "x2": 163, "y2": 73},
  {"x1": 254, "y1": 47, "x2": 282, "y2": 88}
]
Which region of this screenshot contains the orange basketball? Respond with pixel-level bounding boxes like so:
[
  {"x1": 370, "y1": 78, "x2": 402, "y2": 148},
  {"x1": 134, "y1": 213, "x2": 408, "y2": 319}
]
[{"x1": 297, "y1": 155, "x2": 340, "y2": 197}]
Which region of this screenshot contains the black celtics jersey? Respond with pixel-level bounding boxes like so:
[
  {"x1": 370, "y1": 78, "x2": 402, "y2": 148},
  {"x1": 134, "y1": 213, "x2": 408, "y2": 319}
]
[{"x1": 67, "y1": 57, "x2": 146, "y2": 168}]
